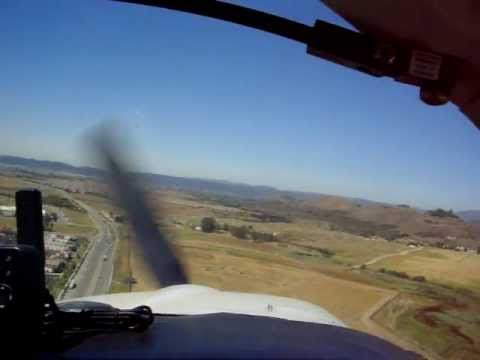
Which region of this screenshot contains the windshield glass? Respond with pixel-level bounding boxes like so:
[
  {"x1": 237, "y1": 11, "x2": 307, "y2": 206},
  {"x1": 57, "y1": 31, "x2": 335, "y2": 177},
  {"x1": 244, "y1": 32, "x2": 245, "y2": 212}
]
[{"x1": 1, "y1": 1, "x2": 479, "y2": 359}]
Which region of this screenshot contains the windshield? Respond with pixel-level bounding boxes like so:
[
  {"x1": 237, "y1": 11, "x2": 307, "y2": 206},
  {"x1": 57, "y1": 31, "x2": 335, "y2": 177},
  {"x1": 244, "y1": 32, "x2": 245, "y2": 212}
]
[{"x1": 1, "y1": 1, "x2": 479, "y2": 359}]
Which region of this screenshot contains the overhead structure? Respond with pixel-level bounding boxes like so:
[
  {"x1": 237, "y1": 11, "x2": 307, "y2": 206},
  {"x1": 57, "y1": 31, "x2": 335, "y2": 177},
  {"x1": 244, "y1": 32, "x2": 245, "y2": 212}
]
[{"x1": 116, "y1": 0, "x2": 480, "y2": 129}]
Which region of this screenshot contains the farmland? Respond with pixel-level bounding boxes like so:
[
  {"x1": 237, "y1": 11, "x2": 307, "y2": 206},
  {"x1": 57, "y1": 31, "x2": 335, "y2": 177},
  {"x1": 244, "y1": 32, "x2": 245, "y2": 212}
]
[
  {"x1": 369, "y1": 248, "x2": 480, "y2": 293},
  {"x1": 120, "y1": 190, "x2": 480, "y2": 359},
  {"x1": 1, "y1": 169, "x2": 479, "y2": 359}
]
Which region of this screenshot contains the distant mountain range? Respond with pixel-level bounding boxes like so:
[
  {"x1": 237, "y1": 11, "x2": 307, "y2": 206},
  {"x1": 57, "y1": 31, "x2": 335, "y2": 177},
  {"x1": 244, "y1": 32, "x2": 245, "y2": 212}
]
[
  {"x1": 0, "y1": 155, "x2": 101, "y2": 177},
  {"x1": 0, "y1": 155, "x2": 280, "y2": 199},
  {"x1": 0, "y1": 155, "x2": 478, "y2": 218},
  {"x1": 457, "y1": 210, "x2": 480, "y2": 223}
]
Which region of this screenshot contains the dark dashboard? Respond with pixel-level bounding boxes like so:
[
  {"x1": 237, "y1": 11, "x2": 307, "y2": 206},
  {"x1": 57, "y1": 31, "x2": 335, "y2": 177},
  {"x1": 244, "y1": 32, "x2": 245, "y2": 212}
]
[{"x1": 60, "y1": 313, "x2": 419, "y2": 359}]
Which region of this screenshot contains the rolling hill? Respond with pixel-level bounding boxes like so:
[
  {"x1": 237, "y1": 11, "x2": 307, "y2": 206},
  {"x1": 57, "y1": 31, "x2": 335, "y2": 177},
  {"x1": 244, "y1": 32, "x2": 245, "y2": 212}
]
[
  {"x1": 0, "y1": 155, "x2": 101, "y2": 177},
  {"x1": 0, "y1": 155, "x2": 278, "y2": 199},
  {"x1": 229, "y1": 194, "x2": 479, "y2": 248},
  {"x1": 304, "y1": 196, "x2": 474, "y2": 242},
  {"x1": 458, "y1": 210, "x2": 480, "y2": 223},
  {"x1": 1, "y1": 154, "x2": 478, "y2": 247}
]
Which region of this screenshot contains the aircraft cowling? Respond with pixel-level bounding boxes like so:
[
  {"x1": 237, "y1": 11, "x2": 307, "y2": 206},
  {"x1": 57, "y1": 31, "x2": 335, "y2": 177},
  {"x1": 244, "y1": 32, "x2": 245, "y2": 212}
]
[{"x1": 60, "y1": 284, "x2": 346, "y2": 327}]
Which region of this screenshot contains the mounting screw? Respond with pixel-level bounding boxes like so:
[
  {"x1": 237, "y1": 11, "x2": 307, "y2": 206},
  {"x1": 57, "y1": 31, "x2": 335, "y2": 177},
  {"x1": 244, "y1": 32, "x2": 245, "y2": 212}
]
[{"x1": 420, "y1": 86, "x2": 450, "y2": 106}]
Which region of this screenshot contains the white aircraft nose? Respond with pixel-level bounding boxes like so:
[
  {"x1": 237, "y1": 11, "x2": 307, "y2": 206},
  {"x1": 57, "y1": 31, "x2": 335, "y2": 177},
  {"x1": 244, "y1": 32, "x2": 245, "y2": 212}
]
[{"x1": 66, "y1": 284, "x2": 346, "y2": 328}]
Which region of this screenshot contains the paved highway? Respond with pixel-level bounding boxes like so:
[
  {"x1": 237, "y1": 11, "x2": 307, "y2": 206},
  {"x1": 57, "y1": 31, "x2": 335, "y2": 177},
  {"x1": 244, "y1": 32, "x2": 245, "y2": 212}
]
[
  {"x1": 61, "y1": 199, "x2": 118, "y2": 300},
  {"x1": 14, "y1": 179, "x2": 119, "y2": 300}
]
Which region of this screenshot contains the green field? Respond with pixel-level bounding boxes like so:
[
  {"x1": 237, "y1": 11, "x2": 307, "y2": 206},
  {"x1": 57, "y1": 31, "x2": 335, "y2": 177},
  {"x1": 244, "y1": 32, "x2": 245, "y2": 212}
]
[
  {"x1": 110, "y1": 224, "x2": 131, "y2": 293},
  {"x1": 0, "y1": 216, "x2": 16, "y2": 229},
  {"x1": 62, "y1": 208, "x2": 94, "y2": 227},
  {"x1": 74, "y1": 193, "x2": 117, "y2": 213},
  {"x1": 51, "y1": 223, "x2": 96, "y2": 236}
]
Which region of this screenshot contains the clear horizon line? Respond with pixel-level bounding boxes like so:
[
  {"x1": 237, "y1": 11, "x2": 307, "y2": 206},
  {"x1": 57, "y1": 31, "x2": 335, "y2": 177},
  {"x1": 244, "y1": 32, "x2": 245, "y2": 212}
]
[{"x1": 0, "y1": 153, "x2": 476, "y2": 212}]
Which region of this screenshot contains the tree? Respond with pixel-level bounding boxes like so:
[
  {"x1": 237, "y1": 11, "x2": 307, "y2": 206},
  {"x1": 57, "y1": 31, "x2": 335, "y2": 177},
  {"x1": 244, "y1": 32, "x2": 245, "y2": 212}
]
[
  {"x1": 230, "y1": 226, "x2": 248, "y2": 239},
  {"x1": 251, "y1": 231, "x2": 275, "y2": 242},
  {"x1": 435, "y1": 241, "x2": 444, "y2": 248},
  {"x1": 263, "y1": 233, "x2": 275, "y2": 242},
  {"x1": 114, "y1": 215, "x2": 126, "y2": 223},
  {"x1": 54, "y1": 261, "x2": 66, "y2": 273},
  {"x1": 426, "y1": 208, "x2": 459, "y2": 219},
  {"x1": 201, "y1": 217, "x2": 216, "y2": 233},
  {"x1": 43, "y1": 213, "x2": 57, "y2": 231}
]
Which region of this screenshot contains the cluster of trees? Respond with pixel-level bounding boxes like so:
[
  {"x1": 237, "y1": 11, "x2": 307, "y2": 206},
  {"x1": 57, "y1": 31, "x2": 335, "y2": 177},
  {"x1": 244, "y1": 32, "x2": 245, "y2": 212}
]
[
  {"x1": 114, "y1": 215, "x2": 126, "y2": 224},
  {"x1": 229, "y1": 225, "x2": 276, "y2": 242},
  {"x1": 316, "y1": 247, "x2": 335, "y2": 257},
  {"x1": 229, "y1": 225, "x2": 249, "y2": 239},
  {"x1": 378, "y1": 268, "x2": 426, "y2": 282},
  {"x1": 54, "y1": 261, "x2": 66, "y2": 273},
  {"x1": 378, "y1": 268, "x2": 409, "y2": 279},
  {"x1": 43, "y1": 195, "x2": 86, "y2": 213},
  {"x1": 251, "y1": 231, "x2": 275, "y2": 242},
  {"x1": 85, "y1": 191, "x2": 110, "y2": 199},
  {"x1": 43, "y1": 212, "x2": 58, "y2": 231},
  {"x1": 199, "y1": 217, "x2": 276, "y2": 242},
  {"x1": 194, "y1": 194, "x2": 244, "y2": 209},
  {"x1": 434, "y1": 241, "x2": 452, "y2": 249},
  {"x1": 433, "y1": 241, "x2": 480, "y2": 254},
  {"x1": 201, "y1": 217, "x2": 217, "y2": 233},
  {"x1": 426, "y1": 208, "x2": 459, "y2": 219},
  {"x1": 296, "y1": 247, "x2": 335, "y2": 259},
  {"x1": 250, "y1": 212, "x2": 290, "y2": 223}
]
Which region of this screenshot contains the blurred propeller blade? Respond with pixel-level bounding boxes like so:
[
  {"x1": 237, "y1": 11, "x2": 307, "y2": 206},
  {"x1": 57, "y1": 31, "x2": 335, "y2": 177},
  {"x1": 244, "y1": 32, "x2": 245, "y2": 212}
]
[{"x1": 94, "y1": 132, "x2": 188, "y2": 287}]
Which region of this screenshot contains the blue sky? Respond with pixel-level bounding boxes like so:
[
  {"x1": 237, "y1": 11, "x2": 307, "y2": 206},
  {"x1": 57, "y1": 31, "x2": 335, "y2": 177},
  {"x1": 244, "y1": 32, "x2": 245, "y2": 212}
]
[{"x1": 1, "y1": 0, "x2": 479, "y2": 210}]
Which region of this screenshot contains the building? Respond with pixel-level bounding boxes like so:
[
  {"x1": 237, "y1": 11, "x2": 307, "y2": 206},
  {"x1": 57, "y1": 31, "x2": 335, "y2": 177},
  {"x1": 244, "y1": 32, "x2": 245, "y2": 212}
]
[
  {"x1": 45, "y1": 258, "x2": 64, "y2": 273},
  {"x1": 45, "y1": 233, "x2": 72, "y2": 251},
  {"x1": 0, "y1": 206, "x2": 16, "y2": 217},
  {"x1": 0, "y1": 205, "x2": 47, "y2": 217}
]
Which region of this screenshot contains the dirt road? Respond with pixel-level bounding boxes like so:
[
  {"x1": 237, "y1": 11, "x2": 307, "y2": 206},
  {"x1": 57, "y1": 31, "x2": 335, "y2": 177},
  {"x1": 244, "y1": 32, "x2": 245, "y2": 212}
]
[{"x1": 353, "y1": 246, "x2": 424, "y2": 269}]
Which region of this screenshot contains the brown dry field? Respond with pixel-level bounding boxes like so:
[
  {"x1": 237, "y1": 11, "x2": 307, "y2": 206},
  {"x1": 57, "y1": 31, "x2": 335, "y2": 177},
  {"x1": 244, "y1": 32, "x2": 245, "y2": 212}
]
[
  {"x1": 0, "y1": 174, "x2": 22, "y2": 189},
  {"x1": 2, "y1": 173, "x2": 480, "y2": 359},
  {"x1": 369, "y1": 248, "x2": 480, "y2": 292},
  {"x1": 130, "y1": 231, "x2": 394, "y2": 333},
  {"x1": 126, "y1": 191, "x2": 480, "y2": 359}
]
